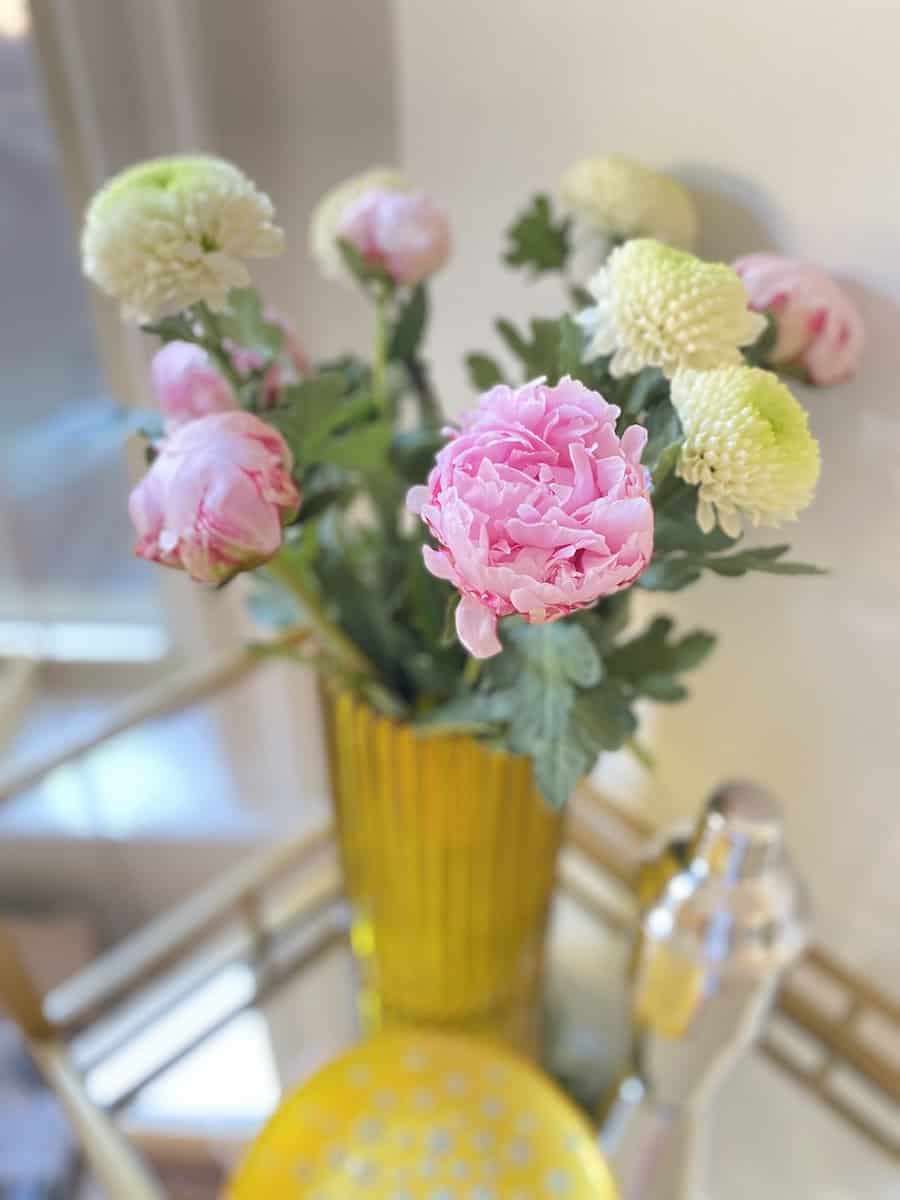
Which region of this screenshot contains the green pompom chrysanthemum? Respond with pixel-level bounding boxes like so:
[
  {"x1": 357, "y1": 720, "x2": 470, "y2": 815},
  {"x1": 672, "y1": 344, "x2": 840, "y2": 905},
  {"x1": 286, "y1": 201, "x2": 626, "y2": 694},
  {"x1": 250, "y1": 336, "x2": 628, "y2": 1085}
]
[
  {"x1": 82, "y1": 155, "x2": 284, "y2": 321},
  {"x1": 672, "y1": 366, "x2": 821, "y2": 537},
  {"x1": 559, "y1": 154, "x2": 698, "y2": 250},
  {"x1": 580, "y1": 238, "x2": 766, "y2": 379}
]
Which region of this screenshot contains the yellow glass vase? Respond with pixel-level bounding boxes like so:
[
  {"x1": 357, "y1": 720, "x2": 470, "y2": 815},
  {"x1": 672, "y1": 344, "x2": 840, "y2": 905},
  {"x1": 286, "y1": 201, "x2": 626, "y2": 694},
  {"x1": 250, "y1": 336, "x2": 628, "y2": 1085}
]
[{"x1": 323, "y1": 690, "x2": 565, "y2": 1052}]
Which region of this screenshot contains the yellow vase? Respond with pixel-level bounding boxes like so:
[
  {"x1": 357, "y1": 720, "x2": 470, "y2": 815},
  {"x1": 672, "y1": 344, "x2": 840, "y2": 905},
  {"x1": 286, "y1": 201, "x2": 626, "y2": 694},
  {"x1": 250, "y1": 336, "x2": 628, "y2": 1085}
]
[{"x1": 323, "y1": 690, "x2": 565, "y2": 1053}]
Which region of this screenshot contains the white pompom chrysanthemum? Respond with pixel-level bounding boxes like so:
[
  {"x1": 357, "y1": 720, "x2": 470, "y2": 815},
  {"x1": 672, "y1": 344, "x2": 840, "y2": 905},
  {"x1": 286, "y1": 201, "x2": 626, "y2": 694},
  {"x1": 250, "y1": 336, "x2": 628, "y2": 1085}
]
[
  {"x1": 559, "y1": 154, "x2": 698, "y2": 250},
  {"x1": 580, "y1": 238, "x2": 767, "y2": 378},
  {"x1": 672, "y1": 366, "x2": 821, "y2": 537},
  {"x1": 309, "y1": 166, "x2": 409, "y2": 280},
  {"x1": 81, "y1": 156, "x2": 284, "y2": 322}
]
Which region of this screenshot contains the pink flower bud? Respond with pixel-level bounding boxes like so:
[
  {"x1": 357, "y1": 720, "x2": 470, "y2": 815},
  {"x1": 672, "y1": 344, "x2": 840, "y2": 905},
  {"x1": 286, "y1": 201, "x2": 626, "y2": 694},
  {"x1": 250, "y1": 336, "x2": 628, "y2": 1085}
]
[
  {"x1": 337, "y1": 189, "x2": 450, "y2": 286},
  {"x1": 733, "y1": 254, "x2": 864, "y2": 386},
  {"x1": 150, "y1": 341, "x2": 236, "y2": 430},
  {"x1": 408, "y1": 377, "x2": 653, "y2": 658},
  {"x1": 129, "y1": 411, "x2": 300, "y2": 584}
]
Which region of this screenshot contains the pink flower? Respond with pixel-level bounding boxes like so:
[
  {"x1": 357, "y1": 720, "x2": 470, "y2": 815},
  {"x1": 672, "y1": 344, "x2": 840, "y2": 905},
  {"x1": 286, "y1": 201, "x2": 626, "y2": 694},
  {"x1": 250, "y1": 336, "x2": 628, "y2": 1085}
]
[
  {"x1": 229, "y1": 309, "x2": 310, "y2": 408},
  {"x1": 129, "y1": 411, "x2": 300, "y2": 584},
  {"x1": 408, "y1": 377, "x2": 654, "y2": 658},
  {"x1": 151, "y1": 341, "x2": 236, "y2": 430},
  {"x1": 337, "y1": 189, "x2": 450, "y2": 285},
  {"x1": 733, "y1": 254, "x2": 864, "y2": 385}
]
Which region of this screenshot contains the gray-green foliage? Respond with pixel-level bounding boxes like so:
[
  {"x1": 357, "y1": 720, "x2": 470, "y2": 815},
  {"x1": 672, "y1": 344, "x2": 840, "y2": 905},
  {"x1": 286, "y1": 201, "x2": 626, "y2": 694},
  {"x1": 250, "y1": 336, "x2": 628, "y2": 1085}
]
[{"x1": 504, "y1": 194, "x2": 572, "y2": 275}]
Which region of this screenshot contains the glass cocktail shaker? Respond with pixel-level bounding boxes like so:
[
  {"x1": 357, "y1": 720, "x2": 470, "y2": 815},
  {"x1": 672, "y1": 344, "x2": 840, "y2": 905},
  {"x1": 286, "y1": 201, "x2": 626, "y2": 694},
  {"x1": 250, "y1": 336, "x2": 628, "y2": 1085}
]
[{"x1": 601, "y1": 781, "x2": 810, "y2": 1199}]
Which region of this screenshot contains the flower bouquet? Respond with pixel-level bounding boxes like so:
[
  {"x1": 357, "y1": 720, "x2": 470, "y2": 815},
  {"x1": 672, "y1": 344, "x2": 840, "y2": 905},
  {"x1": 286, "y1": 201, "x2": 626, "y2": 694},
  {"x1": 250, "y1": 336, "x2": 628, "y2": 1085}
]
[{"x1": 81, "y1": 153, "x2": 860, "y2": 1044}]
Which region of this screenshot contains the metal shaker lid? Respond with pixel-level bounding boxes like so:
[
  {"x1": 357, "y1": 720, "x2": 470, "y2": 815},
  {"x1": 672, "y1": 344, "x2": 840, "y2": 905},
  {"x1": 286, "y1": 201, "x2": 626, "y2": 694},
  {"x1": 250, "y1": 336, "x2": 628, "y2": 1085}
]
[
  {"x1": 695, "y1": 780, "x2": 784, "y2": 881},
  {"x1": 643, "y1": 780, "x2": 811, "y2": 976}
]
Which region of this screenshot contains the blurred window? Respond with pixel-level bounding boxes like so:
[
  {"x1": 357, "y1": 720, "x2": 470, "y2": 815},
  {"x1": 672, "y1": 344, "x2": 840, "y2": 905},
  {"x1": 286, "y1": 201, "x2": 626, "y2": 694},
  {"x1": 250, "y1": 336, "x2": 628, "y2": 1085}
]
[{"x1": 0, "y1": 2, "x2": 166, "y2": 663}]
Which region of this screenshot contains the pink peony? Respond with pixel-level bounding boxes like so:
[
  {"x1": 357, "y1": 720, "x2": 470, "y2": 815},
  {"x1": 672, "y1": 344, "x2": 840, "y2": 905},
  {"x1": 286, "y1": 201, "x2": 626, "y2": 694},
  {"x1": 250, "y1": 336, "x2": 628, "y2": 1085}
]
[
  {"x1": 733, "y1": 254, "x2": 864, "y2": 385},
  {"x1": 151, "y1": 341, "x2": 236, "y2": 430},
  {"x1": 229, "y1": 309, "x2": 310, "y2": 408},
  {"x1": 129, "y1": 411, "x2": 300, "y2": 584},
  {"x1": 337, "y1": 189, "x2": 450, "y2": 286},
  {"x1": 408, "y1": 376, "x2": 654, "y2": 658}
]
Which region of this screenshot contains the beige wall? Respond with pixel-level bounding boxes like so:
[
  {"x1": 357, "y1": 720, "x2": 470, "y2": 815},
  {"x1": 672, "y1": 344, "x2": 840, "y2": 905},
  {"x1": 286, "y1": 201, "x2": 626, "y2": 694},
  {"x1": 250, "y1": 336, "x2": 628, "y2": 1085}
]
[{"x1": 391, "y1": 0, "x2": 900, "y2": 995}]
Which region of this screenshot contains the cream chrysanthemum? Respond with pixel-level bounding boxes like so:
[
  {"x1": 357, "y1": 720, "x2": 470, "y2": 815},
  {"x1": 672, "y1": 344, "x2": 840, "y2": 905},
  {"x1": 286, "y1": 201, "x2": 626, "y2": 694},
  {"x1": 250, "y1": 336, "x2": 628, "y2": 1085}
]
[
  {"x1": 308, "y1": 166, "x2": 409, "y2": 280},
  {"x1": 82, "y1": 156, "x2": 284, "y2": 321},
  {"x1": 672, "y1": 366, "x2": 821, "y2": 537},
  {"x1": 559, "y1": 154, "x2": 698, "y2": 249},
  {"x1": 580, "y1": 239, "x2": 766, "y2": 378}
]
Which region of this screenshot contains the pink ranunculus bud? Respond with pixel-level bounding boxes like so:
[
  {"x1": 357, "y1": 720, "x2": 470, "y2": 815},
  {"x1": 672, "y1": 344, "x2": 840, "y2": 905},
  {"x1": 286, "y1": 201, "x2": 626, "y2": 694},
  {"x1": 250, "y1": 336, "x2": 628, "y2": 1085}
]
[
  {"x1": 337, "y1": 189, "x2": 450, "y2": 286},
  {"x1": 733, "y1": 254, "x2": 864, "y2": 386},
  {"x1": 229, "y1": 309, "x2": 310, "y2": 409},
  {"x1": 408, "y1": 376, "x2": 654, "y2": 659},
  {"x1": 150, "y1": 341, "x2": 236, "y2": 430},
  {"x1": 128, "y1": 411, "x2": 300, "y2": 585}
]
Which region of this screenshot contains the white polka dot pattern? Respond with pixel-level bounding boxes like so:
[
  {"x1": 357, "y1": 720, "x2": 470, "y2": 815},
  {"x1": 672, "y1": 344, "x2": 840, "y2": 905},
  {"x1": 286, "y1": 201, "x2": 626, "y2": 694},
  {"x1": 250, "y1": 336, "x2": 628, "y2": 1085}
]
[{"x1": 228, "y1": 1034, "x2": 618, "y2": 1199}]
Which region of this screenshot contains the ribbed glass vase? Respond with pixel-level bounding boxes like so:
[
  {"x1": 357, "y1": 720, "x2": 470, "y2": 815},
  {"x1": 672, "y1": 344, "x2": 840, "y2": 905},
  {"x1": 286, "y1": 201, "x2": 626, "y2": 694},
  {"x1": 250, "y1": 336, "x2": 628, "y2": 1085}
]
[{"x1": 323, "y1": 690, "x2": 565, "y2": 1053}]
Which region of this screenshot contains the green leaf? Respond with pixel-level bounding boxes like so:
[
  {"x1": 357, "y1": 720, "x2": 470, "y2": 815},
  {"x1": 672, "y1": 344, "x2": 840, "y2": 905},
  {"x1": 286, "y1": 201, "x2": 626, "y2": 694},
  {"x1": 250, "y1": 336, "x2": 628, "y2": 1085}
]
[
  {"x1": 417, "y1": 690, "x2": 517, "y2": 736},
  {"x1": 141, "y1": 313, "x2": 195, "y2": 343},
  {"x1": 651, "y1": 440, "x2": 682, "y2": 494},
  {"x1": 704, "y1": 544, "x2": 825, "y2": 578},
  {"x1": 439, "y1": 593, "x2": 461, "y2": 648},
  {"x1": 408, "y1": 542, "x2": 453, "y2": 648},
  {"x1": 508, "y1": 671, "x2": 575, "y2": 754},
  {"x1": 636, "y1": 673, "x2": 689, "y2": 702},
  {"x1": 504, "y1": 194, "x2": 572, "y2": 275},
  {"x1": 576, "y1": 594, "x2": 633, "y2": 655},
  {"x1": 642, "y1": 396, "x2": 682, "y2": 468},
  {"x1": 557, "y1": 314, "x2": 591, "y2": 381},
  {"x1": 265, "y1": 374, "x2": 376, "y2": 466},
  {"x1": 569, "y1": 283, "x2": 594, "y2": 309},
  {"x1": 313, "y1": 353, "x2": 369, "y2": 392},
  {"x1": 292, "y1": 470, "x2": 355, "y2": 522},
  {"x1": 572, "y1": 680, "x2": 639, "y2": 753},
  {"x1": 532, "y1": 734, "x2": 591, "y2": 811},
  {"x1": 619, "y1": 368, "x2": 668, "y2": 423},
  {"x1": 503, "y1": 622, "x2": 603, "y2": 778},
  {"x1": 316, "y1": 420, "x2": 392, "y2": 474},
  {"x1": 495, "y1": 317, "x2": 564, "y2": 381},
  {"x1": 466, "y1": 353, "x2": 507, "y2": 391},
  {"x1": 653, "y1": 482, "x2": 736, "y2": 553},
  {"x1": 389, "y1": 285, "x2": 428, "y2": 361},
  {"x1": 606, "y1": 617, "x2": 715, "y2": 697},
  {"x1": 219, "y1": 287, "x2": 282, "y2": 356},
  {"x1": 637, "y1": 558, "x2": 704, "y2": 592},
  {"x1": 506, "y1": 621, "x2": 602, "y2": 687},
  {"x1": 643, "y1": 537, "x2": 825, "y2": 592},
  {"x1": 390, "y1": 427, "x2": 447, "y2": 484}
]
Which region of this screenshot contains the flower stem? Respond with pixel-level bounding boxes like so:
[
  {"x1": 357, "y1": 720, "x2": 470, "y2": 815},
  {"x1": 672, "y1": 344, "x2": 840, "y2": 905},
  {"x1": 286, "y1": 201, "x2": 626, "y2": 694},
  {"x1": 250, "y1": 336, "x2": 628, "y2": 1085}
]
[
  {"x1": 192, "y1": 301, "x2": 243, "y2": 392},
  {"x1": 405, "y1": 356, "x2": 443, "y2": 427},
  {"x1": 462, "y1": 655, "x2": 483, "y2": 688},
  {"x1": 264, "y1": 552, "x2": 376, "y2": 680},
  {"x1": 371, "y1": 285, "x2": 390, "y2": 415}
]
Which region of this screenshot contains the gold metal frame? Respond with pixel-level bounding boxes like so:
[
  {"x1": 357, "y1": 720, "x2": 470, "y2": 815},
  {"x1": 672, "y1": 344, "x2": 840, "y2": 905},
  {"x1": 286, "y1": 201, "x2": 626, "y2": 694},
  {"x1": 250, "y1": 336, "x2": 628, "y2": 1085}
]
[{"x1": 0, "y1": 648, "x2": 896, "y2": 1194}]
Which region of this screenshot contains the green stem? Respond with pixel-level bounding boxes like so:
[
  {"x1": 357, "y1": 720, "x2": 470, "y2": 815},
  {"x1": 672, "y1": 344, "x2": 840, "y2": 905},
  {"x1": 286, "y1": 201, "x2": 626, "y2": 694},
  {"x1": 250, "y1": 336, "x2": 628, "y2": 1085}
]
[
  {"x1": 405, "y1": 356, "x2": 443, "y2": 426},
  {"x1": 371, "y1": 286, "x2": 389, "y2": 415},
  {"x1": 192, "y1": 301, "x2": 244, "y2": 392},
  {"x1": 264, "y1": 553, "x2": 376, "y2": 680},
  {"x1": 462, "y1": 656, "x2": 483, "y2": 688}
]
